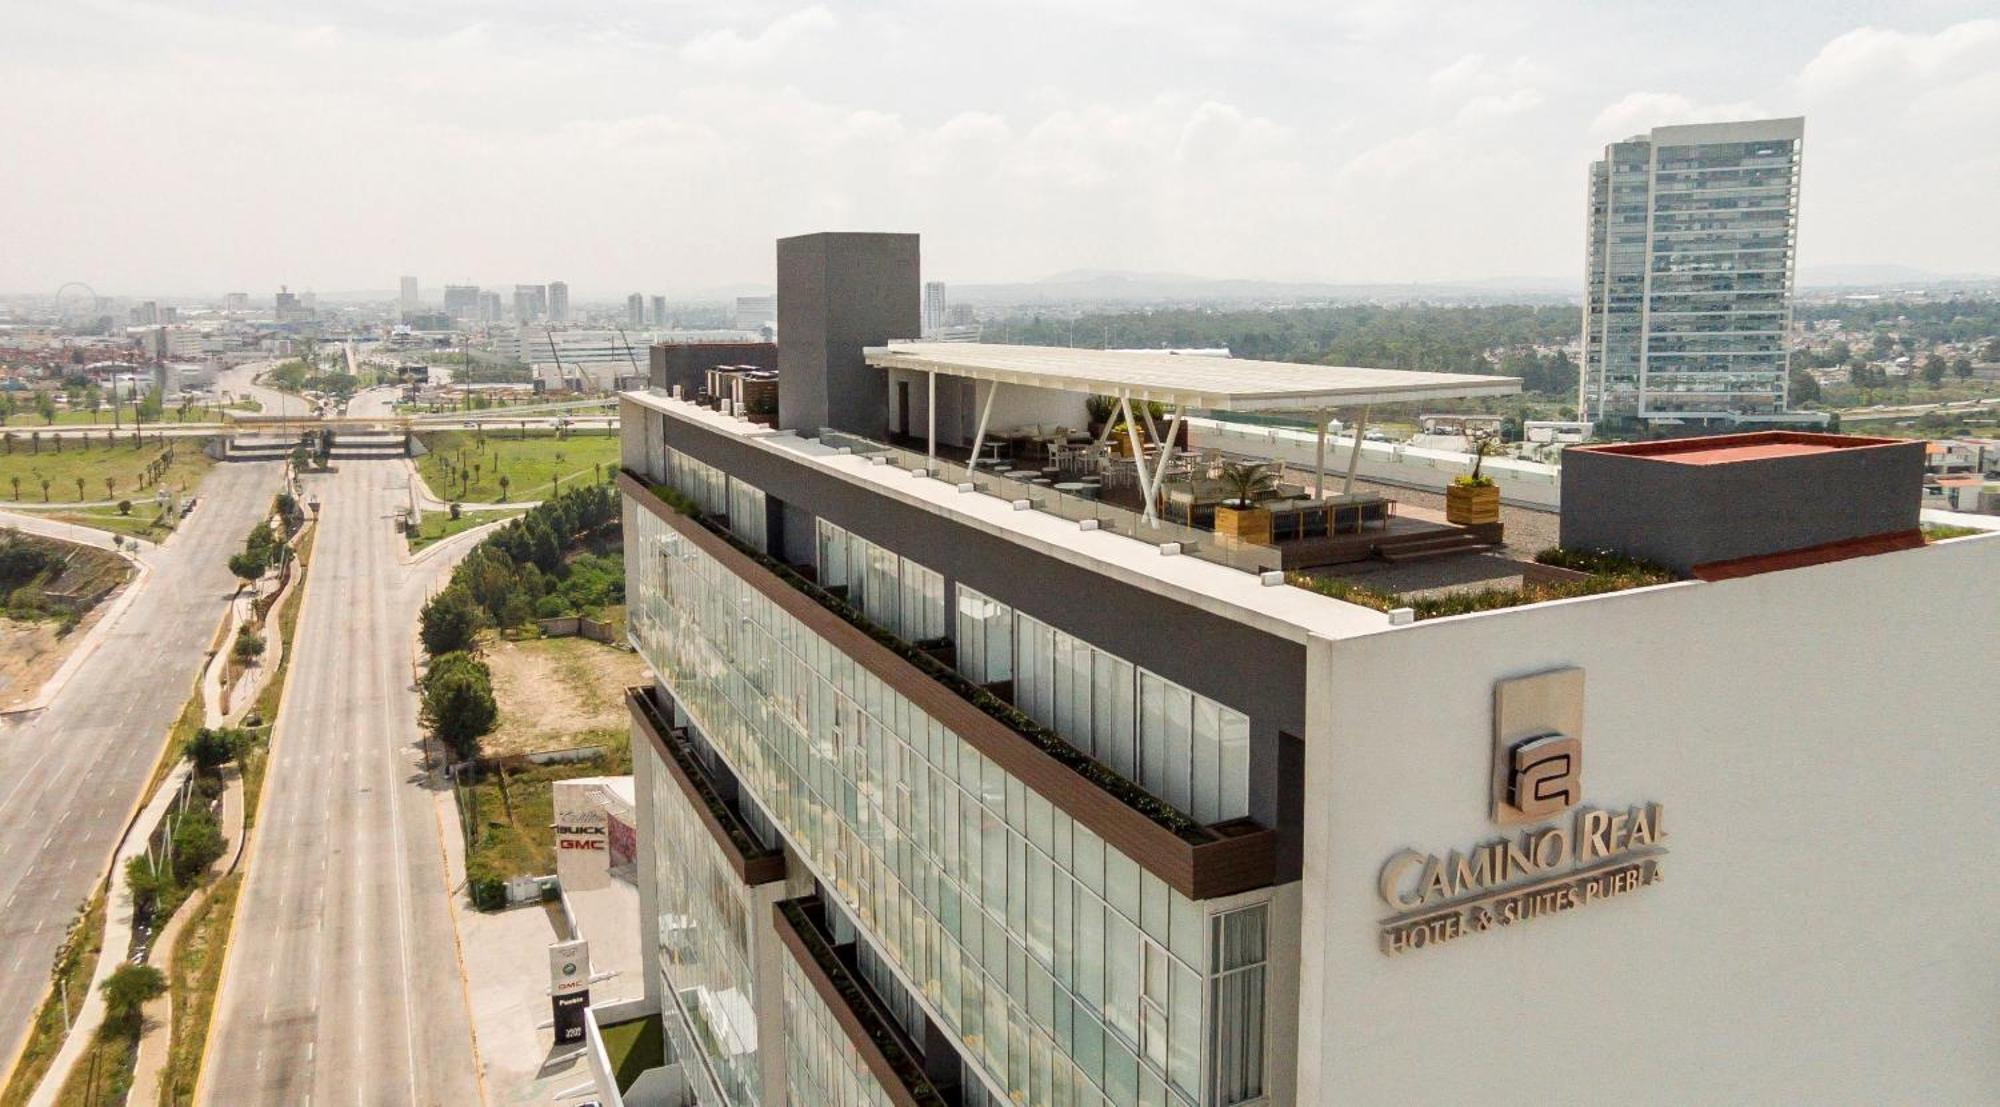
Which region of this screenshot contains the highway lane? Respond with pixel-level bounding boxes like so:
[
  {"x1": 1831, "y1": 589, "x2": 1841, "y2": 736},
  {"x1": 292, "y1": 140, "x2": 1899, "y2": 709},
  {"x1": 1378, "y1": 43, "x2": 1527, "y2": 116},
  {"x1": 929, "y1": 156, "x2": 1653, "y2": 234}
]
[
  {"x1": 0, "y1": 460, "x2": 283, "y2": 1066},
  {"x1": 202, "y1": 459, "x2": 479, "y2": 1106}
]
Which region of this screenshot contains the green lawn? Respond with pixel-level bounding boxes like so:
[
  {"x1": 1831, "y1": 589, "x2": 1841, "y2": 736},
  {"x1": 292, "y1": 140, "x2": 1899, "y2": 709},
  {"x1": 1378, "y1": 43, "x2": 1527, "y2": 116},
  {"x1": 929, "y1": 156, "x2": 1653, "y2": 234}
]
[
  {"x1": 0, "y1": 405, "x2": 225, "y2": 428},
  {"x1": 0, "y1": 440, "x2": 212, "y2": 510},
  {"x1": 415, "y1": 430, "x2": 619, "y2": 504},
  {"x1": 405, "y1": 507, "x2": 525, "y2": 552},
  {"x1": 50, "y1": 502, "x2": 180, "y2": 540}
]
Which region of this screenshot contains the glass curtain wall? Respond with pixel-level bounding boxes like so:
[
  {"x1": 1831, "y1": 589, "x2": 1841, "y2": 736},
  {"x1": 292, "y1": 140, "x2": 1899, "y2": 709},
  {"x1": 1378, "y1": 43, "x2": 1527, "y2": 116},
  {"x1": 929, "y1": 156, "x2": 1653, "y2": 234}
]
[
  {"x1": 629, "y1": 503, "x2": 1270, "y2": 1107},
  {"x1": 963, "y1": 588, "x2": 1251, "y2": 826},
  {"x1": 817, "y1": 519, "x2": 946, "y2": 642},
  {"x1": 648, "y1": 752, "x2": 768, "y2": 1106}
]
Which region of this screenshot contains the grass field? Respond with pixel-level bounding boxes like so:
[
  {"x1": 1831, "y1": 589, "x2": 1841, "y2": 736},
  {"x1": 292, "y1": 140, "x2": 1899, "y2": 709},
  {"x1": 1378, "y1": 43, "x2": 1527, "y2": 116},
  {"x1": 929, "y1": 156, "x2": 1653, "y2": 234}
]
[
  {"x1": 0, "y1": 405, "x2": 227, "y2": 429},
  {"x1": 405, "y1": 507, "x2": 524, "y2": 552},
  {"x1": 48, "y1": 503, "x2": 180, "y2": 541},
  {"x1": 462, "y1": 633, "x2": 641, "y2": 891},
  {"x1": 0, "y1": 439, "x2": 211, "y2": 508},
  {"x1": 415, "y1": 430, "x2": 618, "y2": 504}
]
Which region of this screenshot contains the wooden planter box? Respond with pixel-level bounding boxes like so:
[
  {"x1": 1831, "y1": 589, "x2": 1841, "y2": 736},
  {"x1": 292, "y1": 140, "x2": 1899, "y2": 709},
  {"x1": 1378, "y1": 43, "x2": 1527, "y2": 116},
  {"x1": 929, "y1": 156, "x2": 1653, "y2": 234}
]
[
  {"x1": 1445, "y1": 482, "x2": 1501, "y2": 525},
  {"x1": 1214, "y1": 502, "x2": 1272, "y2": 545}
]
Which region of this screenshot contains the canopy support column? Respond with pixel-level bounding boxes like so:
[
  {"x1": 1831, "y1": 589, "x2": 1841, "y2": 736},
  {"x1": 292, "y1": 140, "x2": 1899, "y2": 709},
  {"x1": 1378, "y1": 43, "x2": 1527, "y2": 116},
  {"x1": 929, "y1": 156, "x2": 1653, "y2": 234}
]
[
  {"x1": 1342, "y1": 404, "x2": 1371, "y2": 496},
  {"x1": 1312, "y1": 408, "x2": 1329, "y2": 500},
  {"x1": 966, "y1": 381, "x2": 998, "y2": 477},
  {"x1": 1147, "y1": 406, "x2": 1185, "y2": 510},
  {"x1": 926, "y1": 369, "x2": 937, "y2": 465},
  {"x1": 1118, "y1": 394, "x2": 1160, "y2": 526}
]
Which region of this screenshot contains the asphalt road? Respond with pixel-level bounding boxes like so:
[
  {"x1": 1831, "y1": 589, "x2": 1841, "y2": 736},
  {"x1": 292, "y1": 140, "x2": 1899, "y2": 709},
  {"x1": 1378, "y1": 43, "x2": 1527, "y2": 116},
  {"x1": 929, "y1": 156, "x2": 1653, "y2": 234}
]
[
  {"x1": 0, "y1": 460, "x2": 282, "y2": 1065},
  {"x1": 201, "y1": 459, "x2": 479, "y2": 1106},
  {"x1": 214, "y1": 361, "x2": 315, "y2": 423}
]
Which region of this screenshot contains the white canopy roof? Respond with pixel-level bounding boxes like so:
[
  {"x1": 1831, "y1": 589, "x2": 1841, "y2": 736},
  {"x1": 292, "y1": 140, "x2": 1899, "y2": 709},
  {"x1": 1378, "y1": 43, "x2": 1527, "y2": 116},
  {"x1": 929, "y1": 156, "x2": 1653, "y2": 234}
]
[{"x1": 866, "y1": 341, "x2": 1520, "y2": 412}]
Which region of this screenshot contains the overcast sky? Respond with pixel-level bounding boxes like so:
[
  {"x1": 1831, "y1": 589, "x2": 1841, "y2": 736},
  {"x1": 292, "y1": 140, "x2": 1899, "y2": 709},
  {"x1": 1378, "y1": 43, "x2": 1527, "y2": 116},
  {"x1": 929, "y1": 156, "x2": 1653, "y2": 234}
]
[{"x1": 3, "y1": 1, "x2": 1995, "y2": 298}]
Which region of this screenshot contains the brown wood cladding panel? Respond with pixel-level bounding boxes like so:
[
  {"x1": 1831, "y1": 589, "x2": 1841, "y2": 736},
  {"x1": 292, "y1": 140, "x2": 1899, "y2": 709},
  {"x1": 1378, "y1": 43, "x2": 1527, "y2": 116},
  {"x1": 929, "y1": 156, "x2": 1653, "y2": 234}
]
[
  {"x1": 628, "y1": 689, "x2": 787, "y2": 886},
  {"x1": 624, "y1": 472, "x2": 1275, "y2": 901},
  {"x1": 771, "y1": 904, "x2": 929, "y2": 1107}
]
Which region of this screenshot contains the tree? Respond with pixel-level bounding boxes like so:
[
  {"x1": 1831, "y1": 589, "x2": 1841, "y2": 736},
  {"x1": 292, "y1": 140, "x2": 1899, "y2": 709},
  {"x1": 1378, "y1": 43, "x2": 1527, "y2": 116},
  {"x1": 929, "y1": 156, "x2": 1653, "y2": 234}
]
[
  {"x1": 33, "y1": 391, "x2": 55, "y2": 426},
  {"x1": 419, "y1": 585, "x2": 484, "y2": 657},
  {"x1": 1921, "y1": 355, "x2": 1948, "y2": 387},
  {"x1": 186, "y1": 726, "x2": 244, "y2": 772},
  {"x1": 74, "y1": 477, "x2": 84, "y2": 501},
  {"x1": 1951, "y1": 356, "x2": 1973, "y2": 380},
  {"x1": 497, "y1": 473, "x2": 511, "y2": 502},
  {"x1": 421, "y1": 651, "x2": 497, "y2": 760},
  {"x1": 8, "y1": 476, "x2": 17, "y2": 500},
  {"x1": 227, "y1": 551, "x2": 266, "y2": 583},
  {"x1": 102, "y1": 962, "x2": 167, "y2": 1023},
  {"x1": 1788, "y1": 368, "x2": 1821, "y2": 405}
]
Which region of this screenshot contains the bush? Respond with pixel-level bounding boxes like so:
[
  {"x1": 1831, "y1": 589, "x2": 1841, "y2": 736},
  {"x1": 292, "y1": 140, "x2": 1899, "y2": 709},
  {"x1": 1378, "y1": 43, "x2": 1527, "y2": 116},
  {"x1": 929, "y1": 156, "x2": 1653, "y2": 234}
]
[
  {"x1": 170, "y1": 806, "x2": 226, "y2": 884},
  {"x1": 101, "y1": 963, "x2": 167, "y2": 1022},
  {"x1": 465, "y1": 857, "x2": 508, "y2": 911},
  {"x1": 118, "y1": 499, "x2": 133, "y2": 516},
  {"x1": 232, "y1": 627, "x2": 266, "y2": 661}
]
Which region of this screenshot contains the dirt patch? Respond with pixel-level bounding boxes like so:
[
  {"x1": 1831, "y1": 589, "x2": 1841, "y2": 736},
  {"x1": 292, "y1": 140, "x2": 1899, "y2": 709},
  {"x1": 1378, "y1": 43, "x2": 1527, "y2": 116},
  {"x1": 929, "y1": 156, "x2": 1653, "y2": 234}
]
[
  {"x1": 482, "y1": 634, "x2": 647, "y2": 758},
  {"x1": 0, "y1": 598, "x2": 119, "y2": 710}
]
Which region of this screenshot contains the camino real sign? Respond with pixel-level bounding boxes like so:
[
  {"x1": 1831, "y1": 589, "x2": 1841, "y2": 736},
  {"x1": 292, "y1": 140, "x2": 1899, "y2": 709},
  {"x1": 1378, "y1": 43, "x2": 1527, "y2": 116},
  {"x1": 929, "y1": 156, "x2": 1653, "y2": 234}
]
[
  {"x1": 550, "y1": 938, "x2": 591, "y2": 1044},
  {"x1": 1375, "y1": 668, "x2": 1668, "y2": 955}
]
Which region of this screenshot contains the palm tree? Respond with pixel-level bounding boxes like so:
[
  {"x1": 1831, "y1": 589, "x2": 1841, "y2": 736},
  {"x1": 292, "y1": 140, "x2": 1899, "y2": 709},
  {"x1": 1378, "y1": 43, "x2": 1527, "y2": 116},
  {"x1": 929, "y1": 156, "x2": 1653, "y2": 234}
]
[
  {"x1": 1217, "y1": 461, "x2": 1277, "y2": 507},
  {"x1": 74, "y1": 477, "x2": 84, "y2": 500},
  {"x1": 37, "y1": 473, "x2": 51, "y2": 502},
  {"x1": 497, "y1": 473, "x2": 511, "y2": 502},
  {"x1": 105, "y1": 476, "x2": 116, "y2": 500},
  {"x1": 8, "y1": 476, "x2": 17, "y2": 500}
]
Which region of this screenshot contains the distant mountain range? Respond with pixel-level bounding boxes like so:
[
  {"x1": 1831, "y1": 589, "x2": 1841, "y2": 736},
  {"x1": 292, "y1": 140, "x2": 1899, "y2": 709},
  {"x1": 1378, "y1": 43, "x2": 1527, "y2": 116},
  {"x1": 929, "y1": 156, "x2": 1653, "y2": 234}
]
[
  {"x1": 1796, "y1": 263, "x2": 2000, "y2": 289},
  {"x1": 947, "y1": 270, "x2": 1578, "y2": 307}
]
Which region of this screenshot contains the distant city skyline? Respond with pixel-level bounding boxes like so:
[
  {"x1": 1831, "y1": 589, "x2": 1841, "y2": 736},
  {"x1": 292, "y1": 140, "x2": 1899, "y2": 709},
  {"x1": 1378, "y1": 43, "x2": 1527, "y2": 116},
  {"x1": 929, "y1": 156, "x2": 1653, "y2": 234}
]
[{"x1": 1, "y1": 4, "x2": 1994, "y2": 294}]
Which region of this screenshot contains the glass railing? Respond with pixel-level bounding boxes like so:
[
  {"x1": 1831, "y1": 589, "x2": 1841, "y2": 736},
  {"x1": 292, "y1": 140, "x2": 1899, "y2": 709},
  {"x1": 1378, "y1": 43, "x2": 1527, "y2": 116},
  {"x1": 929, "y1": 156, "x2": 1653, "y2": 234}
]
[{"x1": 813, "y1": 429, "x2": 1281, "y2": 574}]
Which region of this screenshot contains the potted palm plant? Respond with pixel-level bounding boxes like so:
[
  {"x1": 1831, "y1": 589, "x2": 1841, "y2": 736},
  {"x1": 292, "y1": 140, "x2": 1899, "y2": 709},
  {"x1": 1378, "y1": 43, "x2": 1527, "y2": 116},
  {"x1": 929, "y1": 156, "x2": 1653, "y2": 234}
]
[
  {"x1": 1446, "y1": 430, "x2": 1502, "y2": 525},
  {"x1": 1213, "y1": 461, "x2": 1277, "y2": 543},
  {"x1": 1085, "y1": 394, "x2": 1117, "y2": 439}
]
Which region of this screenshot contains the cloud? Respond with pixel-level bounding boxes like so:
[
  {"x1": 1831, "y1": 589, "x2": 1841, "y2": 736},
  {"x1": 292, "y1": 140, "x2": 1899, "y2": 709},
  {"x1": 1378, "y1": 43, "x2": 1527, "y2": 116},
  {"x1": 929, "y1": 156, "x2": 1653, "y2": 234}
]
[
  {"x1": 680, "y1": 6, "x2": 836, "y2": 67},
  {"x1": 1456, "y1": 88, "x2": 1542, "y2": 125},
  {"x1": 1797, "y1": 18, "x2": 2000, "y2": 97},
  {"x1": 1589, "y1": 92, "x2": 1770, "y2": 139}
]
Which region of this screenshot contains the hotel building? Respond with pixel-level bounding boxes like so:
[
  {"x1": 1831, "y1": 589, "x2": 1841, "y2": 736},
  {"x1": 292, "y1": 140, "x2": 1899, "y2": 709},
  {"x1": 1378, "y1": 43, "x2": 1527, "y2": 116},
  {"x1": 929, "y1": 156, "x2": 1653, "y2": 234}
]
[
  {"x1": 595, "y1": 232, "x2": 1999, "y2": 1106},
  {"x1": 1581, "y1": 117, "x2": 1813, "y2": 427}
]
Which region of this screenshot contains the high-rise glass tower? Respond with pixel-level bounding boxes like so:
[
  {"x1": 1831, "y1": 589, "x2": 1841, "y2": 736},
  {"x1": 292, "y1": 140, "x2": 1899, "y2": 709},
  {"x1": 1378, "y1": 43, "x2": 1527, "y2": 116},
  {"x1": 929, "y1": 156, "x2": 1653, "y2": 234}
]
[{"x1": 1581, "y1": 117, "x2": 1805, "y2": 425}]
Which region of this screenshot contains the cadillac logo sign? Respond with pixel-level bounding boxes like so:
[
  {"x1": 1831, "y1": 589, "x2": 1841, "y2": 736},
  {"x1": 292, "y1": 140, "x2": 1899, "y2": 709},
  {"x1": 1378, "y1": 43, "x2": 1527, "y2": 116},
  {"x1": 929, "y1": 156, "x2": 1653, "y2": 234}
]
[{"x1": 1376, "y1": 668, "x2": 1667, "y2": 955}]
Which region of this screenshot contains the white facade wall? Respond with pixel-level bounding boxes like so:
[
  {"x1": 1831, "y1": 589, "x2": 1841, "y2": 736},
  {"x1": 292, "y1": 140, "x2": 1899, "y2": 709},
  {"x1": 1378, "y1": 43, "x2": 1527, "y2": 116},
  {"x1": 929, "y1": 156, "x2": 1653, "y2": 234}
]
[{"x1": 1297, "y1": 533, "x2": 2000, "y2": 1103}]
